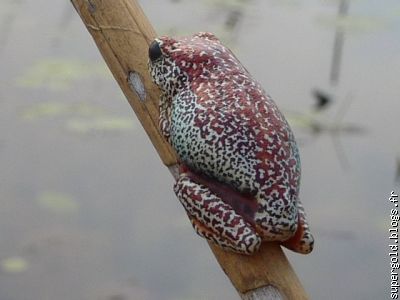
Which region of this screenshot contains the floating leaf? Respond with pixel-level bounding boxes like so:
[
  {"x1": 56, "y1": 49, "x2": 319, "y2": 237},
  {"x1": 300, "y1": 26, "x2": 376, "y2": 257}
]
[
  {"x1": 21, "y1": 102, "x2": 106, "y2": 120},
  {"x1": 285, "y1": 111, "x2": 320, "y2": 131},
  {"x1": 21, "y1": 102, "x2": 69, "y2": 119},
  {"x1": 1, "y1": 257, "x2": 28, "y2": 273},
  {"x1": 20, "y1": 102, "x2": 135, "y2": 135},
  {"x1": 267, "y1": 0, "x2": 302, "y2": 8},
  {"x1": 203, "y1": 0, "x2": 251, "y2": 10},
  {"x1": 65, "y1": 117, "x2": 135, "y2": 134},
  {"x1": 315, "y1": 14, "x2": 386, "y2": 33},
  {"x1": 16, "y1": 58, "x2": 110, "y2": 90},
  {"x1": 392, "y1": 8, "x2": 400, "y2": 17},
  {"x1": 37, "y1": 191, "x2": 78, "y2": 214}
]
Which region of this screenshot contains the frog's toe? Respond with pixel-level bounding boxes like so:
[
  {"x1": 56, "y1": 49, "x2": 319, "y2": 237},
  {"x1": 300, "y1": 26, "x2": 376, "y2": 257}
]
[
  {"x1": 282, "y1": 200, "x2": 314, "y2": 254},
  {"x1": 282, "y1": 219, "x2": 314, "y2": 254}
]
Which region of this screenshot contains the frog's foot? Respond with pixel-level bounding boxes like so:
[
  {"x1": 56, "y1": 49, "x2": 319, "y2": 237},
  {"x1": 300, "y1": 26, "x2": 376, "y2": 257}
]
[
  {"x1": 187, "y1": 216, "x2": 260, "y2": 254},
  {"x1": 282, "y1": 199, "x2": 314, "y2": 254},
  {"x1": 174, "y1": 174, "x2": 261, "y2": 255}
]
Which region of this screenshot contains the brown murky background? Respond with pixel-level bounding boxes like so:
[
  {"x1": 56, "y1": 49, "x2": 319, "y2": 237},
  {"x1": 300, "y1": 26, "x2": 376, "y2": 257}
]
[{"x1": 0, "y1": 0, "x2": 399, "y2": 299}]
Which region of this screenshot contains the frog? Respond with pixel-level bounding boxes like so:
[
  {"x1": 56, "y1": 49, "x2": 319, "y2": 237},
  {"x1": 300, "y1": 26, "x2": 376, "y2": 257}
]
[{"x1": 148, "y1": 32, "x2": 314, "y2": 255}]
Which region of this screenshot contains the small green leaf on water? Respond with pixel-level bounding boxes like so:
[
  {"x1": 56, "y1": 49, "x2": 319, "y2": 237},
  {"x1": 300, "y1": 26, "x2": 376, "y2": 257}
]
[
  {"x1": 22, "y1": 102, "x2": 68, "y2": 120},
  {"x1": 16, "y1": 58, "x2": 110, "y2": 90},
  {"x1": 21, "y1": 102, "x2": 106, "y2": 120},
  {"x1": 393, "y1": 8, "x2": 400, "y2": 17},
  {"x1": 65, "y1": 117, "x2": 135, "y2": 134},
  {"x1": 37, "y1": 191, "x2": 78, "y2": 213},
  {"x1": 204, "y1": 0, "x2": 249, "y2": 9},
  {"x1": 315, "y1": 15, "x2": 386, "y2": 33},
  {"x1": 1, "y1": 257, "x2": 28, "y2": 273},
  {"x1": 285, "y1": 111, "x2": 319, "y2": 130},
  {"x1": 268, "y1": 0, "x2": 302, "y2": 8}
]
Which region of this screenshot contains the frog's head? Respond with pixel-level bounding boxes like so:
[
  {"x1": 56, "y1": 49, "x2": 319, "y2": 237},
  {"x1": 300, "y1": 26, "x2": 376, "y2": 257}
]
[{"x1": 148, "y1": 32, "x2": 231, "y2": 96}]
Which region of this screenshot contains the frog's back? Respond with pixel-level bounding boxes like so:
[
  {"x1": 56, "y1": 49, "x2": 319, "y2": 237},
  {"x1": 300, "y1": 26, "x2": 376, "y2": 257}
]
[
  {"x1": 171, "y1": 63, "x2": 300, "y2": 200},
  {"x1": 155, "y1": 33, "x2": 299, "y2": 200}
]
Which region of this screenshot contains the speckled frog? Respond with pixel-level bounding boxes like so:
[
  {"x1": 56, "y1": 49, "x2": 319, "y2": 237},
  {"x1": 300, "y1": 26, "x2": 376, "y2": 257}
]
[{"x1": 148, "y1": 32, "x2": 314, "y2": 255}]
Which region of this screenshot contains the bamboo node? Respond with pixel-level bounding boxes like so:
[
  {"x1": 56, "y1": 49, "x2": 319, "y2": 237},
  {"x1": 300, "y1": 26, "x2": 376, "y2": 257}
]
[{"x1": 128, "y1": 71, "x2": 146, "y2": 102}]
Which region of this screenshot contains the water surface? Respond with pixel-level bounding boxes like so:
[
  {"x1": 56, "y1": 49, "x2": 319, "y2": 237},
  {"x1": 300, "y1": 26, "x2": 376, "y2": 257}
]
[{"x1": 0, "y1": 0, "x2": 398, "y2": 299}]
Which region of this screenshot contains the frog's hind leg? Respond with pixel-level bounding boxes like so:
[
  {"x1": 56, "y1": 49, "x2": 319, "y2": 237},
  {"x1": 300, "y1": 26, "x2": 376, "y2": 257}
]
[
  {"x1": 174, "y1": 174, "x2": 261, "y2": 255},
  {"x1": 187, "y1": 215, "x2": 258, "y2": 254},
  {"x1": 282, "y1": 199, "x2": 314, "y2": 254}
]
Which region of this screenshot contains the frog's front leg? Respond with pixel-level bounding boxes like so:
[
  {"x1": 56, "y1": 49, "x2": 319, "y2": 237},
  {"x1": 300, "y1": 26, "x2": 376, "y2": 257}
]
[
  {"x1": 174, "y1": 172, "x2": 261, "y2": 255},
  {"x1": 159, "y1": 93, "x2": 171, "y2": 142}
]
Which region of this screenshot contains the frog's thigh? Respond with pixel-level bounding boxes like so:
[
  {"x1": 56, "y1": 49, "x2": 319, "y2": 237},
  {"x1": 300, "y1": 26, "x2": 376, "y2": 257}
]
[{"x1": 174, "y1": 174, "x2": 261, "y2": 255}]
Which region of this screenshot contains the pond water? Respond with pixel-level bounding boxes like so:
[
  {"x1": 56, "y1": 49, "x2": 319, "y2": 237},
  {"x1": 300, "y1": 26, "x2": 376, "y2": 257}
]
[{"x1": 0, "y1": 0, "x2": 399, "y2": 299}]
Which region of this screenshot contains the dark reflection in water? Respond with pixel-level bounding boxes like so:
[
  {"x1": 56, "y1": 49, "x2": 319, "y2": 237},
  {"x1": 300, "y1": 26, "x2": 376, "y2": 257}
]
[{"x1": 0, "y1": 0, "x2": 399, "y2": 299}]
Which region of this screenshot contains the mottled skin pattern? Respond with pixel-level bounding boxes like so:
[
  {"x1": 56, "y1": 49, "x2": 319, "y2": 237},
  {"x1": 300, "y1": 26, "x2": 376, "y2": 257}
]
[{"x1": 148, "y1": 32, "x2": 314, "y2": 255}]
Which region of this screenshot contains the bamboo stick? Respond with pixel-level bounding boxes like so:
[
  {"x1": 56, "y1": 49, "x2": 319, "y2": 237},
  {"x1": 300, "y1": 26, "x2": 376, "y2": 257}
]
[{"x1": 70, "y1": 1, "x2": 309, "y2": 299}]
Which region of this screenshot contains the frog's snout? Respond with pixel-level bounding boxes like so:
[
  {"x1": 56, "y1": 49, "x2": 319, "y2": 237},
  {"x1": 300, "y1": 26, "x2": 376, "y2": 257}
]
[{"x1": 149, "y1": 40, "x2": 162, "y2": 62}]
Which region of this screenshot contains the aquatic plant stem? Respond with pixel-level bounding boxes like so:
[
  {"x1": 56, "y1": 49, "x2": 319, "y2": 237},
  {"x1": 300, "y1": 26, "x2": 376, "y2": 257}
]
[{"x1": 70, "y1": 0, "x2": 309, "y2": 299}]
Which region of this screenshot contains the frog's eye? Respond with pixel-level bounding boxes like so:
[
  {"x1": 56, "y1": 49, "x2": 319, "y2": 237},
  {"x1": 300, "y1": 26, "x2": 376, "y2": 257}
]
[{"x1": 149, "y1": 40, "x2": 162, "y2": 62}]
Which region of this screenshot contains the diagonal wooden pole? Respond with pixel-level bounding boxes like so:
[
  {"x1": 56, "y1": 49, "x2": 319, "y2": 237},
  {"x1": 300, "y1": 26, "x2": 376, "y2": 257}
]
[{"x1": 70, "y1": 1, "x2": 309, "y2": 299}]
